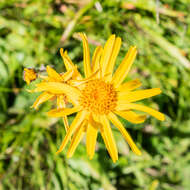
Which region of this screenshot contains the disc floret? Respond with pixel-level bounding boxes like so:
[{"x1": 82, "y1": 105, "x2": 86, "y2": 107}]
[{"x1": 80, "y1": 79, "x2": 117, "y2": 115}]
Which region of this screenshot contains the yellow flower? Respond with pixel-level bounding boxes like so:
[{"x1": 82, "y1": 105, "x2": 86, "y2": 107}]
[
  {"x1": 35, "y1": 33, "x2": 165, "y2": 162},
  {"x1": 23, "y1": 68, "x2": 37, "y2": 85},
  {"x1": 27, "y1": 49, "x2": 81, "y2": 131}
]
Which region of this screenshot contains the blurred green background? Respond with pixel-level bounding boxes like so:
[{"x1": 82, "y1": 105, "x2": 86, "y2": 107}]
[{"x1": 0, "y1": 0, "x2": 190, "y2": 189}]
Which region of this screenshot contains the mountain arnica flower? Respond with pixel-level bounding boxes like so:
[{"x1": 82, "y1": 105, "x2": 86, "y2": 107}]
[
  {"x1": 28, "y1": 33, "x2": 165, "y2": 162},
  {"x1": 24, "y1": 50, "x2": 81, "y2": 131}
]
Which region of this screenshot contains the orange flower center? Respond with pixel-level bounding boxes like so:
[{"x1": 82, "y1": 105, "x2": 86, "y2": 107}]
[{"x1": 80, "y1": 79, "x2": 117, "y2": 114}]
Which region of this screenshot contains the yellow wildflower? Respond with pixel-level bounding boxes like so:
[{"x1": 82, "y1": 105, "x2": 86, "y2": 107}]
[
  {"x1": 26, "y1": 50, "x2": 81, "y2": 131},
  {"x1": 35, "y1": 33, "x2": 165, "y2": 162}
]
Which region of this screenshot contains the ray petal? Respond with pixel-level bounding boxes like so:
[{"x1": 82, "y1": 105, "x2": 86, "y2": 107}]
[
  {"x1": 69, "y1": 69, "x2": 99, "y2": 87},
  {"x1": 108, "y1": 112, "x2": 142, "y2": 155},
  {"x1": 57, "y1": 95, "x2": 66, "y2": 109},
  {"x1": 61, "y1": 69, "x2": 75, "y2": 81},
  {"x1": 79, "y1": 33, "x2": 91, "y2": 77},
  {"x1": 117, "y1": 79, "x2": 142, "y2": 92},
  {"x1": 92, "y1": 46, "x2": 103, "y2": 74},
  {"x1": 56, "y1": 110, "x2": 88, "y2": 154},
  {"x1": 60, "y1": 48, "x2": 75, "y2": 71},
  {"x1": 67, "y1": 122, "x2": 86, "y2": 158},
  {"x1": 100, "y1": 128, "x2": 112, "y2": 159},
  {"x1": 100, "y1": 35, "x2": 115, "y2": 76},
  {"x1": 86, "y1": 117, "x2": 99, "y2": 159},
  {"x1": 62, "y1": 116, "x2": 69, "y2": 132},
  {"x1": 46, "y1": 66, "x2": 64, "y2": 82},
  {"x1": 60, "y1": 49, "x2": 82, "y2": 80},
  {"x1": 38, "y1": 75, "x2": 49, "y2": 81},
  {"x1": 31, "y1": 92, "x2": 54, "y2": 109},
  {"x1": 100, "y1": 115, "x2": 118, "y2": 163},
  {"x1": 105, "y1": 37, "x2": 121, "y2": 81},
  {"x1": 47, "y1": 107, "x2": 81, "y2": 117},
  {"x1": 56, "y1": 95, "x2": 69, "y2": 131},
  {"x1": 115, "y1": 110, "x2": 146, "y2": 124},
  {"x1": 118, "y1": 88, "x2": 162, "y2": 102},
  {"x1": 116, "y1": 103, "x2": 165, "y2": 121},
  {"x1": 34, "y1": 82, "x2": 81, "y2": 106},
  {"x1": 112, "y1": 46, "x2": 137, "y2": 88}
]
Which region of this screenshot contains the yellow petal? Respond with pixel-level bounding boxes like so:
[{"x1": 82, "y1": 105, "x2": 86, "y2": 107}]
[
  {"x1": 61, "y1": 68, "x2": 75, "y2": 81},
  {"x1": 112, "y1": 46, "x2": 137, "y2": 88},
  {"x1": 117, "y1": 79, "x2": 141, "y2": 92},
  {"x1": 100, "y1": 35, "x2": 115, "y2": 76},
  {"x1": 57, "y1": 95, "x2": 66, "y2": 109},
  {"x1": 60, "y1": 49, "x2": 82, "y2": 80},
  {"x1": 67, "y1": 122, "x2": 86, "y2": 158},
  {"x1": 92, "y1": 46, "x2": 103, "y2": 75},
  {"x1": 86, "y1": 116, "x2": 99, "y2": 159},
  {"x1": 34, "y1": 82, "x2": 81, "y2": 106},
  {"x1": 100, "y1": 128, "x2": 112, "y2": 158},
  {"x1": 116, "y1": 103, "x2": 165, "y2": 121},
  {"x1": 79, "y1": 33, "x2": 91, "y2": 77},
  {"x1": 105, "y1": 37, "x2": 121, "y2": 81},
  {"x1": 69, "y1": 69, "x2": 99, "y2": 87},
  {"x1": 56, "y1": 111, "x2": 88, "y2": 154},
  {"x1": 118, "y1": 88, "x2": 162, "y2": 103},
  {"x1": 100, "y1": 115, "x2": 118, "y2": 163},
  {"x1": 31, "y1": 92, "x2": 54, "y2": 109},
  {"x1": 114, "y1": 110, "x2": 146, "y2": 124},
  {"x1": 107, "y1": 112, "x2": 142, "y2": 155},
  {"x1": 46, "y1": 66, "x2": 64, "y2": 82},
  {"x1": 63, "y1": 116, "x2": 69, "y2": 132},
  {"x1": 47, "y1": 107, "x2": 81, "y2": 117},
  {"x1": 38, "y1": 75, "x2": 49, "y2": 81},
  {"x1": 60, "y1": 48, "x2": 74, "y2": 71},
  {"x1": 56, "y1": 96, "x2": 70, "y2": 131}
]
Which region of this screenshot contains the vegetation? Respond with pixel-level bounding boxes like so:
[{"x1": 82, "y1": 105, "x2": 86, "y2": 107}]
[{"x1": 0, "y1": 0, "x2": 190, "y2": 189}]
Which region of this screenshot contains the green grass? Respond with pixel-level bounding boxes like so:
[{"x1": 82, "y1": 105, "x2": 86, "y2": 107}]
[{"x1": 0, "y1": 0, "x2": 190, "y2": 189}]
